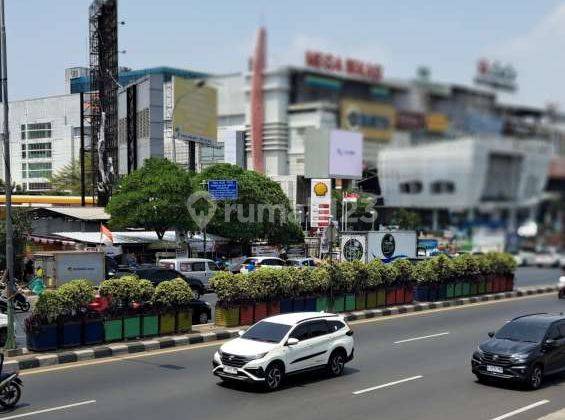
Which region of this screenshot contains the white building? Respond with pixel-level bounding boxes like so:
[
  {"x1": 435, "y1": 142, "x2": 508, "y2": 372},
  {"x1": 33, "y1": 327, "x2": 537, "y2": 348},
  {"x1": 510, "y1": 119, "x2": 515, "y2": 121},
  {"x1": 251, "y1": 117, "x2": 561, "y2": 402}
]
[{"x1": 0, "y1": 93, "x2": 82, "y2": 192}]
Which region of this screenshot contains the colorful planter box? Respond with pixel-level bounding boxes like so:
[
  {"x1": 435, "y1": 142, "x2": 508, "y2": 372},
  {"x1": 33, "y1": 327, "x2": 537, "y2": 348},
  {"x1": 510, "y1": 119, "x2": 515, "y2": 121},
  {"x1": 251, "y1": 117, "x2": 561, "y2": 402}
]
[
  {"x1": 279, "y1": 298, "x2": 293, "y2": 314},
  {"x1": 60, "y1": 320, "x2": 82, "y2": 348},
  {"x1": 176, "y1": 310, "x2": 192, "y2": 333},
  {"x1": 83, "y1": 318, "x2": 104, "y2": 345},
  {"x1": 395, "y1": 287, "x2": 405, "y2": 304},
  {"x1": 478, "y1": 280, "x2": 486, "y2": 295},
  {"x1": 159, "y1": 313, "x2": 176, "y2": 335},
  {"x1": 267, "y1": 301, "x2": 280, "y2": 316},
  {"x1": 366, "y1": 290, "x2": 377, "y2": 309},
  {"x1": 386, "y1": 288, "x2": 397, "y2": 306},
  {"x1": 293, "y1": 297, "x2": 305, "y2": 312},
  {"x1": 123, "y1": 315, "x2": 141, "y2": 340},
  {"x1": 454, "y1": 283, "x2": 463, "y2": 298},
  {"x1": 26, "y1": 323, "x2": 58, "y2": 352},
  {"x1": 505, "y1": 276, "x2": 514, "y2": 292},
  {"x1": 355, "y1": 292, "x2": 366, "y2": 310},
  {"x1": 486, "y1": 278, "x2": 494, "y2": 293},
  {"x1": 404, "y1": 285, "x2": 414, "y2": 304},
  {"x1": 316, "y1": 296, "x2": 330, "y2": 312},
  {"x1": 141, "y1": 314, "x2": 159, "y2": 337},
  {"x1": 239, "y1": 304, "x2": 254, "y2": 325},
  {"x1": 437, "y1": 284, "x2": 447, "y2": 300},
  {"x1": 254, "y1": 303, "x2": 268, "y2": 322},
  {"x1": 344, "y1": 293, "x2": 356, "y2": 312},
  {"x1": 414, "y1": 285, "x2": 429, "y2": 302},
  {"x1": 470, "y1": 282, "x2": 478, "y2": 296},
  {"x1": 461, "y1": 282, "x2": 471, "y2": 297},
  {"x1": 376, "y1": 289, "x2": 386, "y2": 307},
  {"x1": 332, "y1": 295, "x2": 345, "y2": 313},
  {"x1": 215, "y1": 306, "x2": 240, "y2": 327},
  {"x1": 429, "y1": 285, "x2": 439, "y2": 301},
  {"x1": 446, "y1": 283, "x2": 455, "y2": 299},
  {"x1": 104, "y1": 318, "x2": 124, "y2": 342},
  {"x1": 304, "y1": 296, "x2": 317, "y2": 312}
]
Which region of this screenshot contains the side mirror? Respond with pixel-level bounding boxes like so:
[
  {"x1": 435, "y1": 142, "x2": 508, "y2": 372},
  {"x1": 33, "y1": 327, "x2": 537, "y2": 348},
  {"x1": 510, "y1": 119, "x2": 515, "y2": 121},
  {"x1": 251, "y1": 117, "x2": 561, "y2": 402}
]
[
  {"x1": 488, "y1": 331, "x2": 495, "y2": 338},
  {"x1": 238, "y1": 330, "x2": 245, "y2": 337},
  {"x1": 543, "y1": 339, "x2": 556, "y2": 350},
  {"x1": 286, "y1": 337, "x2": 299, "y2": 346}
]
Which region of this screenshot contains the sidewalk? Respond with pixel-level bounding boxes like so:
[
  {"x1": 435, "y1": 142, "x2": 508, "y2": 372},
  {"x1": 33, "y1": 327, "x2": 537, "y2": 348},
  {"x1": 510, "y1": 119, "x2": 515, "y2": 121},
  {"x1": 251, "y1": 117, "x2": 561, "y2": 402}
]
[{"x1": 4, "y1": 285, "x2": 558, "y2": 373}]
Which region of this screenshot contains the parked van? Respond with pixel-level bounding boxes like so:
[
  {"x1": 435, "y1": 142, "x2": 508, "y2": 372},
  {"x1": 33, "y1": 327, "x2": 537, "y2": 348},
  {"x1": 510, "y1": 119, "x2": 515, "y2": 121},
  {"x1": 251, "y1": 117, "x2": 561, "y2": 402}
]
[{"x1": 158, "y1": 258, "x2": 220, "y2": 289}]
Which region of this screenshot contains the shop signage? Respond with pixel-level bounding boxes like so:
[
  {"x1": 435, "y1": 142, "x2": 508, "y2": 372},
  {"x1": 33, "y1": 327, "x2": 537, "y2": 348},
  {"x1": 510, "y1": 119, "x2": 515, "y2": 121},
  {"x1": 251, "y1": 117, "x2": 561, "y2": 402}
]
[
  {"x1": 474, "y1": 59, "x2": 517, "y2": 92},
  {"x1": 305, "y1": 51, "x2": 383, "y2": 82},
  {"x1": 396, "y1": 111, "x2": 426, "y2": 131},
  {"x1": 425, "y1": 113, "x2": 449, "y2": 133},
  {"x1": 341, "y1": 99, "x2": 395, "y2": 140},
  {"x1": 310, "y1": 179, "x2": 332, "y2": 228}
]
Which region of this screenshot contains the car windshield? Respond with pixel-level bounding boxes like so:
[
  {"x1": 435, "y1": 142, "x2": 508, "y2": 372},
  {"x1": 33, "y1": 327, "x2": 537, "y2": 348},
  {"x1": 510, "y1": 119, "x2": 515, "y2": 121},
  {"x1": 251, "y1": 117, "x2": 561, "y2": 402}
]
[
  {"x1": 286, "y1": 260, "x2": 301, "y2": 266},
  {"x1": 241, "y1": 321, "x2": 291, "y2": 343},
  {"x1": 495, "y1": 319, "x2": 548, "y2": 343}
]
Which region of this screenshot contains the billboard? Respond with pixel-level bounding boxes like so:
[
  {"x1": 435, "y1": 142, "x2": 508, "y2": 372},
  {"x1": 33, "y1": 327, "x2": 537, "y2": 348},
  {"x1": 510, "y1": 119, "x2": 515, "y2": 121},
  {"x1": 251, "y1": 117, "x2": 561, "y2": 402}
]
[
  {"x1": 329, "y1": 129, "x2": 363, "y2": 178},
  {"x1": 340, "y1": 99, "x2": 395, "y2": 140},
  {"x1": 172, "y1": 77, "x2": 217, "y2": 141},
  {"x1": 310, "y1": 179, "x2": 332, "y2": 228}
]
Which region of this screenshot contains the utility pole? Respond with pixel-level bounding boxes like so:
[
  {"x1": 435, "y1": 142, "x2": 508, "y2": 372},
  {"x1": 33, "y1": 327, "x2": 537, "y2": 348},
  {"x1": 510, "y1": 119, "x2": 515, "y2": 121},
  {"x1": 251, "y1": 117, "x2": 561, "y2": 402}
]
[{"x1": 1, "y1": 0, "x2": 16, "y2": 350}]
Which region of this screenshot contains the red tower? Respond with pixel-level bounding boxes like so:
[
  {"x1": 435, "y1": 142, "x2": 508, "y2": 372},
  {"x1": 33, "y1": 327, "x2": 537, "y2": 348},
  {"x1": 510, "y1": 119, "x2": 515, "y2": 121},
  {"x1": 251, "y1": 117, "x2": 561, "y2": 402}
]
[{"x1": 250, "y1": 27, "x2": 266, "y2": 173}]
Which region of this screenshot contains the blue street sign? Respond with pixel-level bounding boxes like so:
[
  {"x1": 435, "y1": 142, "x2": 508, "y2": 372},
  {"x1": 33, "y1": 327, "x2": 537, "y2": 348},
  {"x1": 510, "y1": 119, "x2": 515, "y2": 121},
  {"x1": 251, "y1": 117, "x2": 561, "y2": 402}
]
[{"x1": 207, "y1": 180, "x2": 238, "y2": 201}]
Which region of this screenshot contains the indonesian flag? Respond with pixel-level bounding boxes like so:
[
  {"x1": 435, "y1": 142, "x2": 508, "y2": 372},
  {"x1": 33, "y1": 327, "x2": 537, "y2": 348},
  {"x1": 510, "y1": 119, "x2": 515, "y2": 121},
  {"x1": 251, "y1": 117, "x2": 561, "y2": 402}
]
[{"x1": 100, "y1": 224, "x2": 114, "y2": 246}]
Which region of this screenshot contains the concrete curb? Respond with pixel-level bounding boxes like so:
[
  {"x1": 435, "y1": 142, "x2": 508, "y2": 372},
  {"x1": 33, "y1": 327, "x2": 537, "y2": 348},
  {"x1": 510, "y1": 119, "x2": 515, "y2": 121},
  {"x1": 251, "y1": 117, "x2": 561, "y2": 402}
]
[{"x1": 5, "y1": 286, "x2": 558, "y2": 372}]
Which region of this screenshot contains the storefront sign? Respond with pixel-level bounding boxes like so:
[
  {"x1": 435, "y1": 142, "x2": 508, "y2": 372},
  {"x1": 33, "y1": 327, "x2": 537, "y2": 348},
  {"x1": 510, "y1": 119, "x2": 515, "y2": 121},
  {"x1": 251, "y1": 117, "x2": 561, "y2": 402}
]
[
  {"x1": 310, "y1": 179, "x2": 332, "y2": 228},
  {"x1": 474, "y1": 59, "x2": 517, "y2": 92},
  {"x1": 396, "y1": 111, "x2": 426, "y2": 131},
  {"x1": 305, "y1": 51, "x2": 383, "y2": 82},
  {"x1": 341, "y1": 99, "x2": 395, "y2": 140},
  {"x1": 425, "y1": 113, "x2": 449, "y2": 133}
]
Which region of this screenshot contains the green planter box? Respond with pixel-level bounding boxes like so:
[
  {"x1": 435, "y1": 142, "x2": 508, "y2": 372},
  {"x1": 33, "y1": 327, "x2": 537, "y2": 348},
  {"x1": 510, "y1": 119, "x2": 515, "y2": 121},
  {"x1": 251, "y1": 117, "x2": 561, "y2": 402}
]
[
  {"x1": 176, "y1": 310, "x2": 192, "y2": 333},
  {"x1": 316, "y1": 296, "x2": 330, "y2": 312},
  {"x1": 345, "y1": 293, "x2": 356, "y2": 311},
  {"x1": 454, "y1": 283, "x2": 463, "y2": 297},
  {"x1": 332, "y1": 295, "x2": 345, "y2": 313},
  {"x1": 366, "y1": 291, "x2": 377, "y2": 309},
  {"x1": 478, "y1": 280, "x2": 486, "y2": 295},
  {"x1": 159, "y1": 313, "x2": 176, "y2": 335},
  {"x1": 376, "y1": 289, "x2": 386, "y2": 307},
  {"x1": 355, "y1": 292, "x2": 366, "y2": 310},
  {"x1": 470, "y1": 282, "x2": 478, "y2": 296},
  {"x1": 123, "y1": 315, "x2": 141, "y2": 340},
  {"x1": 104, "y1": 318, "x2": 123, "y2": 342},
  {"x1": 446, "y1": 283, "x2": 455, "y2": 299},
  {"x1": 461, "y1": 282, "x2": 471, "y2": 297},
  {"x1": 141, "y1": 314, "x2": 159, "y2": 337},
  {"x1": 215, "y1": 306, "x2": 240, "y2": 327}
]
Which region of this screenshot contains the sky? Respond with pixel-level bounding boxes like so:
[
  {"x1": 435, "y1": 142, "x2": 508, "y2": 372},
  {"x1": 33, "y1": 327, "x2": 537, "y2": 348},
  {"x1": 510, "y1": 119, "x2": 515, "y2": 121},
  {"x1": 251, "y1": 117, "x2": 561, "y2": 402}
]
[{"x1": 5, "y1": 0, "x2": 565, "y2": 108}]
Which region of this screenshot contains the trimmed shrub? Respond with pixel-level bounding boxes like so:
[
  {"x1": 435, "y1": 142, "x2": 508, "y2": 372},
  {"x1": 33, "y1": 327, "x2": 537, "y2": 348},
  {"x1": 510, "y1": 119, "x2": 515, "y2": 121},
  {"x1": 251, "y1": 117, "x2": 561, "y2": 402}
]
[
  {"x1": 57, "y1": 279, "x2": 96, "y2": 315},
  {"x1": 366, "y1": 259, "x2": 385, "y2": 289},
  {"x1": 152, "y1": 279, "x2": 195, "y2": 311}
]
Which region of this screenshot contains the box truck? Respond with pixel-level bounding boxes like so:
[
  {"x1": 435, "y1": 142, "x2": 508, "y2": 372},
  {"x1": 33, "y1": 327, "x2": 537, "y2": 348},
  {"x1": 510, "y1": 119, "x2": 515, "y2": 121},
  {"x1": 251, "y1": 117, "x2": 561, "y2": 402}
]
[
  {"x1": 33, "y1": 251, "x2": 106, "y2": 287},
  {"x1": 340, "y1": 230, "x2": 417, "y2": 263}
]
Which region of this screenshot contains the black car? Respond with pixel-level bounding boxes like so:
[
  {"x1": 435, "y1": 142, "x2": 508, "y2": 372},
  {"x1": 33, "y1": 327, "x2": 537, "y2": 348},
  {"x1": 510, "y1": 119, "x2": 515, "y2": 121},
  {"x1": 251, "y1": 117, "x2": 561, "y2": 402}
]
[
  {"x1": 115, "y1": 266, "x2": 206, "y2": 297},
  {"x1": 472, "y1": 313, "x2": 565, "y2": 389}
]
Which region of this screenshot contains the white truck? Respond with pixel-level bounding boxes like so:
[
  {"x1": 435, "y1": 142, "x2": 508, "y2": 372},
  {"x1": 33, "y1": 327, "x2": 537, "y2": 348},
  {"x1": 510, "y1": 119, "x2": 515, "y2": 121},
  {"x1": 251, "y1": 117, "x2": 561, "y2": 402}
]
[
  {"x1": 340, "y1": 230, "x2": 417, "y2": 263},
  {"x1": 33, "y1": 251, "x2": 106, "y2": 287}
]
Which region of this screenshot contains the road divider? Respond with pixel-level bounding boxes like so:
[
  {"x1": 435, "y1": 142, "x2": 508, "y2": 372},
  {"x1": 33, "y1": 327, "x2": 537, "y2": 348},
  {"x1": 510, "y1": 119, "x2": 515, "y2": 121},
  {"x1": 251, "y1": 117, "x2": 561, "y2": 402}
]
[
  {"x1": 352, "y1": 375, "x2": 423, "y2": 395},
  {"x1": 490, "y1": 400, "x2": 550, "y2": 420},
  {"x1": 0, "y1": 400, "x2": 96, "y2": 420},
  {"x1": 393, "y1": 332, "x2": 450, "y2": 344},
  {"x1": 4, "y1": 286, "x2": 557, "y2": 373}
]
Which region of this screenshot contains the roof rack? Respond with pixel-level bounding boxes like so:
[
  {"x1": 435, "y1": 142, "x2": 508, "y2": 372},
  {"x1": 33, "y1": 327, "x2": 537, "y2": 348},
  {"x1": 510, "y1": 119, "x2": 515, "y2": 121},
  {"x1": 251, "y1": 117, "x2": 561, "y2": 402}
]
[
  {"x1": 512, "y1": 313, "x2": 549, "y2": 321},
  {"x1": 296, "y1": 314, "x2": 336, "y2": 323}
]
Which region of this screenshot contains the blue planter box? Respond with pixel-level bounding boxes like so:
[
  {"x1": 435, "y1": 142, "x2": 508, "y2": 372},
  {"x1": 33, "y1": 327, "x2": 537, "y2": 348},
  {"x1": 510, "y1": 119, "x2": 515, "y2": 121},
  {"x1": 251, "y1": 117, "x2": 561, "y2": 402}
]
[
  {"x1": 414, "y1": 286, "x2": 430, "y2": 302},
  {"x1": 428, "y1": 286, "x2": 439, "y2": 302},
  {"x1": 83, "y1": 318, "x2": 104, "y2": 345},
  {"x1": 304, "y1": 296, "x2": 317, "y2": 312},
  {"x1": 437, "y1": 284, "x2": 447, "y2": 300},
  {"x1": 293, "y1": 297, "x2": 305, "y2": 312},
  {"x1": 60, "y1": 321, "x2": 82, "y2": 348},
  {"x1": 279, "y1": 298, "x2": 293, "y2": 314},
  {"x1": 26, "y1": 323, "x2": 58, "y2": 352}
]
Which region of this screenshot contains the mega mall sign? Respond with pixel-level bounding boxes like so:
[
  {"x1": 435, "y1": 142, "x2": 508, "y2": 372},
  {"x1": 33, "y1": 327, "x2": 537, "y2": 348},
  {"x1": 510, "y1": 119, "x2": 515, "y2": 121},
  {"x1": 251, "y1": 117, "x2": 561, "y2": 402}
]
[
  {"x1": 474, "y1": 59, "x2": 517, "y2": 92},
  {"x1": 305, "y1": 51, "x2": 383, "y2": 82}
]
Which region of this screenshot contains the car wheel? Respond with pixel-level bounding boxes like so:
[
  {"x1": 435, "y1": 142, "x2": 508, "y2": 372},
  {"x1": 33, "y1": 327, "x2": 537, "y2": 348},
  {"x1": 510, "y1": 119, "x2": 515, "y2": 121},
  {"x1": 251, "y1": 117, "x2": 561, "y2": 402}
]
[
  {"x1": 199, "y1": 312, "x2": 209, "y2": 324},
  {"x1": 264, "y1": 362, "x2": 284, "y2": 391},
  {"x1": 526, "y1": 365, "x2": 543, "y2": 390},
  {"x1": 558, "y1": 290, "x2": 565, "y2": 300},
  {"x1": 327, "y1": 350, "x2": 346, "y2": 377}
]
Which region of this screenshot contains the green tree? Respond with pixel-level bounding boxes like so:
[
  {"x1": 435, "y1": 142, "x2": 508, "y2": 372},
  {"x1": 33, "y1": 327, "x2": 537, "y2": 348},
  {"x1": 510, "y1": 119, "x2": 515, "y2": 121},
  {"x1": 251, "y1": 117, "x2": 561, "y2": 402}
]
[
  {"x1": 193, "y1": 164, "x2": 303, "y2": 247},
  {"x1": 49, "y1": 153, "x2": 94, "y2": 195},
  {"x1": 106, "y1": 158, "x2": 194, "y2": 239},
  {"x1": 390, "y1": 208, "x2": 422, "y2": 230}
]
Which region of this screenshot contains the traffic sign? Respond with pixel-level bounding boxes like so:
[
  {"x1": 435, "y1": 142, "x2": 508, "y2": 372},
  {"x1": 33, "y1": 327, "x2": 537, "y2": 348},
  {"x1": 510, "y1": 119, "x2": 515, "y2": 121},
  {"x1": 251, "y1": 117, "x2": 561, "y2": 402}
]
[{"x1": 207, "y1": 180, "x2": 238, "y2": 201}]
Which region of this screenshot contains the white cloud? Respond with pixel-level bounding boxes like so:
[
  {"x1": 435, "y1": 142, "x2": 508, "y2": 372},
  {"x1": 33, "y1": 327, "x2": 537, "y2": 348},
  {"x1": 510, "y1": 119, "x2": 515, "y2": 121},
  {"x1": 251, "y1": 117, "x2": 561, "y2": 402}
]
[{"x1": 484, "y1": 3, "x2": 565, "y2": 108}]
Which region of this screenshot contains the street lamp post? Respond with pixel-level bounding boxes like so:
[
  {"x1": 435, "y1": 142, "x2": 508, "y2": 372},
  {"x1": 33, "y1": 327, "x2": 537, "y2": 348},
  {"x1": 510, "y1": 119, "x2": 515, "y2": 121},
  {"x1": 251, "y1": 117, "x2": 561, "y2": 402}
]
[{"x1": 370, "y1": 210, "x2": 376, "y2": 231}]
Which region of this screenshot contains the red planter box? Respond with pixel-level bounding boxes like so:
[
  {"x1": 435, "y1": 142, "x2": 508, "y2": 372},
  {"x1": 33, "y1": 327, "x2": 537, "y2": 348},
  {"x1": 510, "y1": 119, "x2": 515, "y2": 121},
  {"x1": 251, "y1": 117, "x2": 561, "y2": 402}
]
[
  {"x1": 395, "y1": 287, "x2": 405, "y2": 305},
  {"x1": 486, "y1": 278, "x2": 494, "y2": 293},
  {"x1": 254, "y1": 303, "x2": 268, "y2": 322},
  {"x1": 267, "y1": 301, "x2": 280, "y2": 316},
  {"x1": 386, "y1": 288, "x2": 397, "y2": 306},
  {"x1": 505, "y1": 276, "x2": 514, "y2": 292},
  {"x1": 239, "y1": 304, "x2": 254, "y2": 326},
  {"x1": 404, "y1": 286, "x2": 414, "y2": 304}
]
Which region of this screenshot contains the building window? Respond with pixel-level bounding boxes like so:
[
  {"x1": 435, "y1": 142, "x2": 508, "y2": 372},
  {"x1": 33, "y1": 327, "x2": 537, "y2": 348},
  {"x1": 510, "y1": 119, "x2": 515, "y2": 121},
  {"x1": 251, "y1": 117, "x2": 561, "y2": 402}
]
[
  {"x1": 27, "y1": 182, "x2": 52, "y2": 191},
  {"x1": 399, "y1": 181, "x2": 423, "y2": 194},
  {"x1": 21, "y1": 122, "x2": 52, "y2": 140},
  {"x1": 23, "y1": 162, "x2": 52, "y2": 178},
  {"x1": 22, "y1": 142, "x2": 52, "y2": 159},
  {"x1": 430, "y1": 180, "x2": 455, "y2": 194}
]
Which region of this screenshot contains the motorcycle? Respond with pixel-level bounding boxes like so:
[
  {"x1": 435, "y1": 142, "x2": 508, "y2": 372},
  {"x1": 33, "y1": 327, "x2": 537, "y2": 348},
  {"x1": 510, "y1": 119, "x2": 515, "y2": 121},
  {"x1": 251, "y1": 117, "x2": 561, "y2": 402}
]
[
  {"x1": 0, "y1": 353, "x2": 22, "y2": 408},
  {"x1": 0, "y1": 292, "x2": 30, "y2": 313}
]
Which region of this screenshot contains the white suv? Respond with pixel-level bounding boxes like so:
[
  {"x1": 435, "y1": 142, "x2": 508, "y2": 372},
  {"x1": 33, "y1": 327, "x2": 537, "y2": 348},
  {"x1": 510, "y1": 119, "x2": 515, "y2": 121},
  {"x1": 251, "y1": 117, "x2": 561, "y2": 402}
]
[{"x1": 212, "y1": 312, "x2": 354, "y2": 391}]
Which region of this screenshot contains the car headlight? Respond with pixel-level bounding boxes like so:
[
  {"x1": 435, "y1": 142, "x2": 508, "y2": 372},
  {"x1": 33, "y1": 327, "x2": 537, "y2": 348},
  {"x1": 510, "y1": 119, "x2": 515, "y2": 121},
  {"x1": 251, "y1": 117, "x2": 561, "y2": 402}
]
[
  {"x1": 249, "y1": 352, "x2": 268, "y2": 360},
  {"x1": 473, "y1": 347, "x2": 484, "y2": 360},
  {"x1": 510, "y1": 353, "x2": 529, "y2": 364}
]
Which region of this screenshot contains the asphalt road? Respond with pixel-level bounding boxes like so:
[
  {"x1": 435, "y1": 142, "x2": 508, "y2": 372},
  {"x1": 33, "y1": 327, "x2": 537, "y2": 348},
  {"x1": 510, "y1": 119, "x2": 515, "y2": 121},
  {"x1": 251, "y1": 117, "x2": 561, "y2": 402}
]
[{"x1": 6, "y1": 292, "x2": 565, "y2": 420}]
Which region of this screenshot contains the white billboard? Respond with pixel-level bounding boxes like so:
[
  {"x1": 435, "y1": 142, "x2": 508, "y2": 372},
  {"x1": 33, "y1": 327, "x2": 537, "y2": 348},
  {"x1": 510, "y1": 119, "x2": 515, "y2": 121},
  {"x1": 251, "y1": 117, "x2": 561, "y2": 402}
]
[
  {"x1": 310, "y1": 179, "x2": 332, "y2": 228},
  {"x1": 329, "y1": 129, "x2": 363, "y2": 178}
]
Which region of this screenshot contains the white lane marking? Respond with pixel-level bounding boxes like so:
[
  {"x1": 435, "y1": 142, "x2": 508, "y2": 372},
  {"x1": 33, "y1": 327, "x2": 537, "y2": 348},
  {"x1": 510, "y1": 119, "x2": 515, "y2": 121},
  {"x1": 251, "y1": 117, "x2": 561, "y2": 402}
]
[
  {"x1": 394, "y1": 331, "x2": 450, "y2": 344},
  {"x1": 0, "y1": 400, "x2": 96, "y2": 420},
  {"x1": 352, "y1": 375, "x2": 423, "y2": 395},
  {"x1": 490, "y1": 400, "x2": 550, "y2": 420}
]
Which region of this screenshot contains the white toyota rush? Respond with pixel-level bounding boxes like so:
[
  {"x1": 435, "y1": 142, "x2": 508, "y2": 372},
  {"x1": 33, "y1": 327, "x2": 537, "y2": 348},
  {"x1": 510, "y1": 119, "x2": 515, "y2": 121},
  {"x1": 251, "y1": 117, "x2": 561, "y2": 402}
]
[{"x1": 212, "y1": 312, "x2": 355, "y2": 391}]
